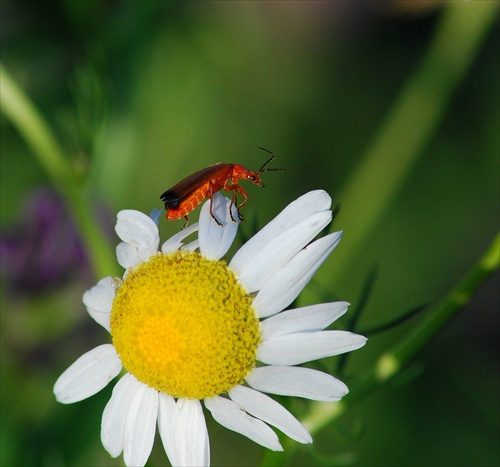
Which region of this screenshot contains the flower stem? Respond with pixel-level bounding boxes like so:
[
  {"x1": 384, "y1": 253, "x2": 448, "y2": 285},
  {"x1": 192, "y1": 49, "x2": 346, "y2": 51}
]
[
  {"x1": 0, "y1": 64, "x2": 118, "y2": 279},
  {"x1": 262, "y1": 231, "x2": 499, "y2": 466},
  {"x1": 326, "y1": 1, "x2": 499, "y2": 283},
  {"x1": 1, "y1": 64, "x2": 73, "y2": 189}
]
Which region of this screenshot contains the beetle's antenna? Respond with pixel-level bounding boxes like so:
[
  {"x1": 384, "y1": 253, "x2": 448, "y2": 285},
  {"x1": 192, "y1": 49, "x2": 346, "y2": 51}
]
[{"x1": 257, "y1": 147, "x2": 288, "y2": 174}]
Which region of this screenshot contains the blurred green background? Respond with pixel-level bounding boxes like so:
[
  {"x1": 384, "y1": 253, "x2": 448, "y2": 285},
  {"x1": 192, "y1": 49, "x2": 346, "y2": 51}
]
[{"x1": 1, "y1": 1, "x2": 498, "y2": 466}]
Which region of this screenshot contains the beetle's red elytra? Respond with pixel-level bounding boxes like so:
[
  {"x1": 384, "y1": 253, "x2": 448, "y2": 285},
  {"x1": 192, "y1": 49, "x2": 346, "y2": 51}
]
[{"x1": 160, "y1": 148, "x2": 286, "y2": 228}]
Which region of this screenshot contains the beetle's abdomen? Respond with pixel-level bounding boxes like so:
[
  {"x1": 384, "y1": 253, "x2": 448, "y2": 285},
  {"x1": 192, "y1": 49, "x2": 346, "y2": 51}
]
[{"x1": 165, "y1": 183, "x2": 211, "y2": 220}]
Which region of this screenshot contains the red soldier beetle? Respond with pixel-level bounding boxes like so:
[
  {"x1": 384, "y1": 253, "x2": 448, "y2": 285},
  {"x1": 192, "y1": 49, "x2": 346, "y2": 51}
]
[{"x1": 160, "y1": 148, "x2": 286, "y2": 228}]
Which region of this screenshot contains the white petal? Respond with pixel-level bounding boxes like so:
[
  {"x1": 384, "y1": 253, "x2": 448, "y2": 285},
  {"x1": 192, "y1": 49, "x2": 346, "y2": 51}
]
[
  {"x1": 162, "y1": 223, "x2": 199, "y2": 254},
  {"x1": 174, "y1": 399, "x2": 210, "y2": 467},
  {"x1": 199, "y1": 193, "x2": 238, "y2": 261},
  {"x1": 231, "y1": 211, "x2": 332, "y2": 293},
  {"x1": 115, "y1": 210, "x2": 159, "y2": 261},
  {"x1": 82, "y1": 277, "x2": 115, "y2": 332},
  {"x1": 230, "y1": 190, "x2": 331, "y2": 279},
  {"x1": 204, "y1": 396, "x2": 282, "y2": 451},
  {"x1": 123, "y1": 383, "x2": 159, "y2": 467},
  {"x1": 229, "y1": 385, "x2": 312, "y2": 444},
  {"x1": 116, "y1": 242, "x2": 140, "y2": 269},
  {"x1": 253, "y1": 232, "x2": 342, "y2": 318},
  {"x1": 260, "y1": 302, "x2": 350, "y2": 341},
  {"x1": 258, "y1": 330, "x2": 367, "y2": 365},
  {"x1": 116, "y1": 210, "x2": 159, "y2": 247},
  {"x1": 157, "y1": 394, "x2": 180, "y2": 467},
  {"x1": 54, "y1": 344, "x2": 122, "y2": 404},
  {"x1": 246, "y1": 366, "x2": 349, "y2": 402},
  {"x1": 102, "y1": 373, "x2": 142, "y2": 457},
  {"x1": 181, "y1": 239, "x2": 200, "y2": 252}
]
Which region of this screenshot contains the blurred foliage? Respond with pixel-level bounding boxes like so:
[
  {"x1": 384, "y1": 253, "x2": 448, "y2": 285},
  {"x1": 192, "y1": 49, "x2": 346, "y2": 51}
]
[{"x1": 1, "y1": 1, "x2": 498, "y2": 466}]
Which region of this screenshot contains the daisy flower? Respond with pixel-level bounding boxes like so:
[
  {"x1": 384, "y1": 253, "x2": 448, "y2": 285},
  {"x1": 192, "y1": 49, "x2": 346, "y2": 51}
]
[{"x1": 54, "y1": 190, "x2": 367, "y2": 466}]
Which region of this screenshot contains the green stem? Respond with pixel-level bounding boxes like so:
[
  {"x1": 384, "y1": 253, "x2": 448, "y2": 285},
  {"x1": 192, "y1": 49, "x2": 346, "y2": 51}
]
[
  {"x1": 66, "y1": 189, "x2": 120, "y2": 279},
  {"x1": 1, "y1": 64, "x2": 73, "y2": 189},
  {"x1": 379, "y1": 231, "x2": 499, "y2": 377},
  {"x1": 1, "y1": 64, "x2": 118, "y2": 279},
  {"x1": 323, "y1": 1, "x2": 498, "y2": 285},
  {"x1": 263, "y1": 232, "x2": 499, "y2": 466}
]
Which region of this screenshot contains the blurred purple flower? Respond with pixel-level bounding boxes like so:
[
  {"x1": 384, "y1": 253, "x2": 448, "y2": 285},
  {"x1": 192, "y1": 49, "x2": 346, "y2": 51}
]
[{"x1": 0, "y1": 187, "x2": 111, "y2": 294}]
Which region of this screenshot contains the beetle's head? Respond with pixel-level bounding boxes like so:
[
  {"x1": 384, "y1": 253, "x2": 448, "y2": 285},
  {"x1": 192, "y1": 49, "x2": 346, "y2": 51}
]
[{"x1": 244, "y1": 170, "x2": 265, "y2": 187}]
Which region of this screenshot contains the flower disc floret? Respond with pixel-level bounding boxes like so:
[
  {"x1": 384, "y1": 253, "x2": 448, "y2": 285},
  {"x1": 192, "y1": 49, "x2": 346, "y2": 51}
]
[{"x1": 111, "y1": 251, "x2": 260, "y2": 399}]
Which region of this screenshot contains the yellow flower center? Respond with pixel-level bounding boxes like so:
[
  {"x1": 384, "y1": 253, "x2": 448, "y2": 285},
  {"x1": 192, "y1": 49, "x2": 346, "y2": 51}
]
[{"x1": 110, "y1": 251, "x2": 260, "y2": 399}]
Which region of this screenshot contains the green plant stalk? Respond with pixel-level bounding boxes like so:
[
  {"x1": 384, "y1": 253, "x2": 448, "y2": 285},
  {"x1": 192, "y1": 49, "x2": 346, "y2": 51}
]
[
  {"x1": 1, "y1": 64, "x2": 118, "y2": 279},
  {"x1": 1, "y1": 64, "x2": 72, "y2": 189},
  {"x1": 263, "y1": 231, "x2": 499, "y2": 466},
  {"x1": 321, "y1": 1, "x2": 499, "y2": 286}
]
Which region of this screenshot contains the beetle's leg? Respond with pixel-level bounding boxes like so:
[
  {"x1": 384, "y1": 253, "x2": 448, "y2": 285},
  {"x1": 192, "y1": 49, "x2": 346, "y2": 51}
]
[
  {"x1": 182, "y1": 215, "x2": 190, "y2": 229},
  {"x1": 224, "y1": 180, "x2": 238, "y2": 222},
  {"x1": 235, "y1": 186, "x2": 248, "y2": 221},
  {"x1": 225, "y1": 183, "x2": 248, "y2": 222},
  {"x1": 208, "y1": 183, "x2": 223, "y2": 227},
  {"x1": 230, "y1": 191, "x2": 240, "y2": 222}
]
